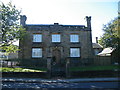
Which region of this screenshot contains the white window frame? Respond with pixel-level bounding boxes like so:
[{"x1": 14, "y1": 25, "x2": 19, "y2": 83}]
[
  {"x1": 33, "y1": 34, "x2": 42, "y2": 42},
  {"x1": 52, "y1": 34, "x2": 61, "y2": 42},
  {"x1": 70, "y1": 34, "x2": 79, "y2": 43},
  {"x1": 70, "y1": 48, "x2": 80, "y2": 57},
  {"x1": 32, "y1": 48, "x2": 42, "y2": 58}
]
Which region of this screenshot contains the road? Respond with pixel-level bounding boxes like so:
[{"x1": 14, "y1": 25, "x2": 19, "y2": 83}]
[{"x1": 2, "y1": 81, "x2": 119, "y2": 89}]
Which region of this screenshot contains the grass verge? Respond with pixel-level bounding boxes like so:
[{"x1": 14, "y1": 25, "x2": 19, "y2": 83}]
[
  {"x1": 0, "y1": 67, "x2": 47, "y2": 72},
  {"x1": 70, "y1": 65, "x2": 119, "y2": 71}
]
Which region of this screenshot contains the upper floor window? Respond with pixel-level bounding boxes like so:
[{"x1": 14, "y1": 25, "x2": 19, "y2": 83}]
[
  {"x1": 70, "y1": 34, "x2": 79, "y2": 43},
  {"x1": 32, "y1": 48, "x2": 42, "y2": 58},
  {"x1": 70, "y1": 48, "x2": 80, "y2": 57},
  {"x1": 52, "y1": 34, "x2": 61, "y2": 42},
  {"x1": 33, "y1": 34, "x2": 42, "y2": 42}
]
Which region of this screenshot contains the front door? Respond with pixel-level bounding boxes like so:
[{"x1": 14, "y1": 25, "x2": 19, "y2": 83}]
[{"x1": 52, "y1": 48, "x2": 61, "y2": 64}]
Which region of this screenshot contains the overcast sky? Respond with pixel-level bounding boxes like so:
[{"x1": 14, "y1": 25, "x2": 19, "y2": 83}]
[{"x1": 1, "y1": 0, "x2": 119, "y2": 43}]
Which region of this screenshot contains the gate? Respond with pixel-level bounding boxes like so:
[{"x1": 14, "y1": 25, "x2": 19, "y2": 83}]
[
  {"x1": 47, "y1": 57, "x2": 66, "y2": 78},
  {"x1": 51, "y1": 63, "x2": 66, "y2": 77}
]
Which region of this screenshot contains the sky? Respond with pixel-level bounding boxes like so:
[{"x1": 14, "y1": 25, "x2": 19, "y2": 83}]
[{"x1": 1, "y1": 0, "x2": 119, "y2": 43}]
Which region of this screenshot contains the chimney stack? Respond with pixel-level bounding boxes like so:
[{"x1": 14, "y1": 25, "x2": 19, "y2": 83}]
[
  {"x1": 96, "y1": 37, "x2": 98, "y2": 43},
  {"x1": 86, "y1": 16, "x2": 91, "y2": 30},
  {"x1": 20, "y1": 15, "x2": 27, "y2": 26}
]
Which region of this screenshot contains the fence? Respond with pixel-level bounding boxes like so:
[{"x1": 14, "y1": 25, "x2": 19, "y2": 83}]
[
  {"x1": 67, "y1": 56, "x2": 112, "y2": 67},
  {"x1": 68, "y1": 58, "x2": 94, "y2": 67},
  {"x1": 94, "y1": 56, "x2": 112, "y2": 65}
]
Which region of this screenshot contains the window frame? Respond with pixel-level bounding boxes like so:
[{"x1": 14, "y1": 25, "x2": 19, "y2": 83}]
[
  {"x1": 32, "y1": 48, "x2": 42, "y2": 58},
  {"x1": 33, "y1": 34, "x2": 42, "y2": 42},
  {"x1": 52, "y1": 34, "x2": 61, "y2": 42},
  {"x1": 70, "y1": 48, "x2": 80, "y2": 57},
  {"x1": 70, "y1": 34, "x2": 79, "y2": 43}
]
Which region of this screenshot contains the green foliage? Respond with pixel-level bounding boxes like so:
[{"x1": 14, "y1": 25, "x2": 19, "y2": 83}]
[
  {"x1": 0, "y1": 44, "x2": 19, "y2": 55},
  {"x1": 99, "y1": 17, "x2": 119, "y2": 48},
  {"x1": 0, "y1": 2, "x2": 26, "y2": 54}
]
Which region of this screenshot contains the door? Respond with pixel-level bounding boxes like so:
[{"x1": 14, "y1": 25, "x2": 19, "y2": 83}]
[{"x1": 52, "y1": 48, "x2": 61, "y2": 64}]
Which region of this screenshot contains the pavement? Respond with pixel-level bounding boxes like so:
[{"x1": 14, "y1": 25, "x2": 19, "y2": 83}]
[{"x1": 2, "y1": 77, "x2": 120, "y2": 83}]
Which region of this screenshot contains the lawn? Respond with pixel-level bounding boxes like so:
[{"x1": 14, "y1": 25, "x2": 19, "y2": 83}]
[
  {"x1": 0, "y1": 65, "x2": 119, "y2": 72},
  {"x1": 0, "y1": 67, "x2": 47, "y2": 72},
  {"x1": 69, "y1": 65, "x2": 119, "y2": 71}
]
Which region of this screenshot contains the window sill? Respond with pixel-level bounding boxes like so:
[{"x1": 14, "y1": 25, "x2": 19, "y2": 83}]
[
  {"x1": 52, "y1": 42, "x2": 61, "y2": 44},
  {"x1": 70, "y1": 57, "x2": 81, "y2": 58},
  {"x1": 70, "y1": 42, "x2": 80, "y2": 44},
  {"x1": 69, "y1": 57, "x2": 81, "y2": 60},
  {"x1": 32, "y1": 42, "x2": 43, "y2": 44},
  {"x1": 32, "y1": 57, "x2": 42, "y2": 58}
]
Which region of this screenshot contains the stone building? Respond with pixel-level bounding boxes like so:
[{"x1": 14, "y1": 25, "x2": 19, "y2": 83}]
[
  {"x1": 93, "y1": 43, "x2": 103, "y2": 55},
  {"x1": 19, "y1": 15, "x2": 94, "y2": 64},
  {"x1": 92, "y1": 37, "x2": 103, "y2": 55}
]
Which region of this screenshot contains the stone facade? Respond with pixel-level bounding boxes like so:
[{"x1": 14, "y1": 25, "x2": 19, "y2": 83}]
[{"x1": 19, "y1": 15, "x2": 94, "y2": 64}]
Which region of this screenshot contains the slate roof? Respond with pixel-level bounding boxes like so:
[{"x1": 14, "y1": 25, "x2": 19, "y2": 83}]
[
  {"x1": 92, "y1": 43, "x2": 103, "y2": 49},
  {"x1": 26, "y1": 23, "x2": 85, "y2": 27}
]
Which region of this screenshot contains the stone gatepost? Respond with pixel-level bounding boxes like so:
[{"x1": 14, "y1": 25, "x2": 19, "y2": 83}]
[
  {"x1": 47, "y1": 57, "x2": 52, "y2": 78},
  {"x1": 66, "y1": 57, "x2": 70, "y2": 78}
]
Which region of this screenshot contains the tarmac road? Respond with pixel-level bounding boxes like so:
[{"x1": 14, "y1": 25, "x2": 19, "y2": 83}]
[
  {"x1": 1, "y1": 77, "x2": 120, "y2": 89},
  {"x1": 2, "y1": 81, "x2": 119, "y2": 89}
]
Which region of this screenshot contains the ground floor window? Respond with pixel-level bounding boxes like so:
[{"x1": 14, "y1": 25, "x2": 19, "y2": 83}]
[
  {"x1": 70, "y1": 48, "x2": 80, "y2": 57},
  {"x1": 32, "y1": 48, "x2": 42, "y2": 58}
]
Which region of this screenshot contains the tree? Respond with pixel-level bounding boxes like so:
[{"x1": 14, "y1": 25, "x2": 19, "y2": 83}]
[
  {"x1": 0, "y1": 2, "x2": 25, "y2": 54},
  {"x1": 99, "y1": 17, "x2": 119, "y2": 48}
]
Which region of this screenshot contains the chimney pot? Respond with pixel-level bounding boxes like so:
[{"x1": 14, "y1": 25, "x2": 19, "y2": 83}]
[{"x1": 96, "y1": 37, "x2": 98, "y2": 43}]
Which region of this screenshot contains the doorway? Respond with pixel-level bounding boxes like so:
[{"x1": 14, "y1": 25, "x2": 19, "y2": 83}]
[{"x1": 52, "y1": 48, "x2": 61, "y2": 64}]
